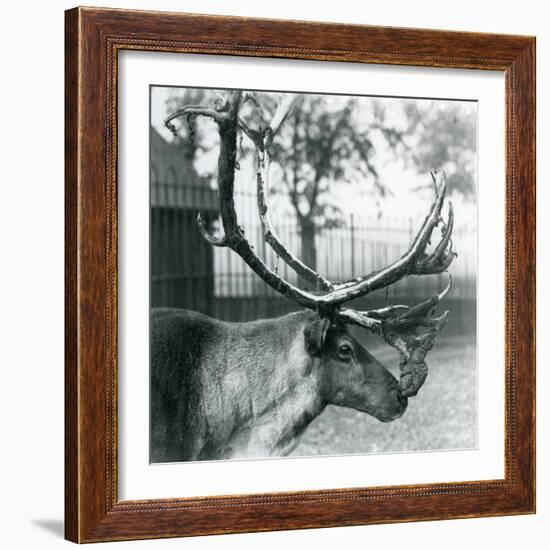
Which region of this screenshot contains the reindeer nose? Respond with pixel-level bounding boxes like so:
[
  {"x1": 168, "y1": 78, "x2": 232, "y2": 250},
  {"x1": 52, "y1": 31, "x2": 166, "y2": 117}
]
[
  {"x1": 378, "y1": 390, "x2": 408, "y2": 422},
  {"x1": 378, "y1": 387, "x2": 408, "y2": 422}
]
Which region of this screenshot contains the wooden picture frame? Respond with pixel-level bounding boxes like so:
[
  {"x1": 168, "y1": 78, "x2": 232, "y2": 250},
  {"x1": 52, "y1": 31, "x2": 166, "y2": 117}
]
[{"x1": 65, "y1": 6, "x2": 536, "y2": 543}]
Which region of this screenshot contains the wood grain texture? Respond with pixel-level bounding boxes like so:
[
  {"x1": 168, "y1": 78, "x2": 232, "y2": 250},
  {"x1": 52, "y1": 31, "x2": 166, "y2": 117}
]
[
  {"x1": 64, "y1": 7, "x2": 79, "y2": 543},
  {"x1": 64, "y1": 6, "x2": 536, "y2": 543}
]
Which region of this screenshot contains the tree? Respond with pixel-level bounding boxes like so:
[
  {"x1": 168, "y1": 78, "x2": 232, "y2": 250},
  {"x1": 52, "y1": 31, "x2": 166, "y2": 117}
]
[
  {"x1": 265, "y1": 94, "x2": 410, "y2": 276},
  {"x1": 404, "y1": 101, "x2": 477, "y2": 199}
]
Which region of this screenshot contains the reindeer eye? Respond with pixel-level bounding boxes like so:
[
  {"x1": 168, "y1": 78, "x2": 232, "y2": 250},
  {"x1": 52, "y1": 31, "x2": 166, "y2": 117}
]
[{"x1": 338, "y1": 343, "x2": 353, "y2": 358}]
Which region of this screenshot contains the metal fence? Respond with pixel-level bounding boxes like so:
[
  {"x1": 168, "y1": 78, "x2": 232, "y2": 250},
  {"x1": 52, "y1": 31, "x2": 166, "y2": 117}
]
[{"x1": 151, "y1": 182, "x2": 476, "y2": 330}]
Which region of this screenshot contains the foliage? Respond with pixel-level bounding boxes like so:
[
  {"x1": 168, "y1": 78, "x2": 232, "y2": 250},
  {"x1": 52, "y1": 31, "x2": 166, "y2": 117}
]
[
  {"x1": 266, "y1": 95, "x2": 411, "y2": 231},
  {"x1": 405, "y1": 102, "x2": 477, "y2": 199}
]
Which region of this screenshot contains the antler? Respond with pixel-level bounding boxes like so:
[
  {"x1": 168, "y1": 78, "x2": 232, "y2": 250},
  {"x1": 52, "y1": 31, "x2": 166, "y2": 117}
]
[
  {"x1": 326, "y1": 170, "x2": 455, "y2": 300},
  {"x1": 165, "y1": 90, "x2": 457, "y2": 397},
  {"x1": 339, "y1": 275, "x2": 452, "y2": 397},
  {"x1": 253, "y1": 96, "x2": 334, "y2": 291}
]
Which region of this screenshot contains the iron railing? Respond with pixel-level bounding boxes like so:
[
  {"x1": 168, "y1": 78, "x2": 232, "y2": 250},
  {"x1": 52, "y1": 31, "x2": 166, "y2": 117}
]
[{"x1": 151, "y1": 182, "x2": 476, "y2": 329}]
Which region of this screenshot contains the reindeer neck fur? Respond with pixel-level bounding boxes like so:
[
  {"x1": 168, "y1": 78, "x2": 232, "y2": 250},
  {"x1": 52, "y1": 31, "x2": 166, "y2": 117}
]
[{"x1": 198, "y1": 310, "x2": 326, "y2": 459}]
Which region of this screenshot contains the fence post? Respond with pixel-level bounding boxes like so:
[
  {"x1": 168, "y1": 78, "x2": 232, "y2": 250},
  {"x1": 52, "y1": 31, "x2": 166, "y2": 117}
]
[{"x1": 350, "y1": 213, "x2": 355, "y2": 278}]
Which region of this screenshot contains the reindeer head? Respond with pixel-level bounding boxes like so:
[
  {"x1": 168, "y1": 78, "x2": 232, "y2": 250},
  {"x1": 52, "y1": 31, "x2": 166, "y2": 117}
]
[
  {"x1": 165, "y1": 90, "x2": 456, "y2": 410},
  {"x1": 304, "y1": 316, "x2": 407, "y2": 422}
]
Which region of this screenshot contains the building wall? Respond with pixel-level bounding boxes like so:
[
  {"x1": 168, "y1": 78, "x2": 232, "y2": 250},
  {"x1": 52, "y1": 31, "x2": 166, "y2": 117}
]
[{"x1": 150, "y1": 127, "x2": 219, "y2": 312}]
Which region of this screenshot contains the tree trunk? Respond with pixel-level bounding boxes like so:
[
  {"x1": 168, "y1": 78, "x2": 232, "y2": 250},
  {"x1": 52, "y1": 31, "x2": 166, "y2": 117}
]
[{"x1": 299, "y1": 218, "x2": 317, "y2": 289}]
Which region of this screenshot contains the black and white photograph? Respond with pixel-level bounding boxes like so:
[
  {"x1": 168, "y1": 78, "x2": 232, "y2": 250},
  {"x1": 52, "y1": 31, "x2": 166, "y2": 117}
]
[
  {"x1": 149, "y1": 86, "x2": 477, "y2": 463},
  {"x1": 1, "y1": 1, "x2": 542, "y2": 547}
]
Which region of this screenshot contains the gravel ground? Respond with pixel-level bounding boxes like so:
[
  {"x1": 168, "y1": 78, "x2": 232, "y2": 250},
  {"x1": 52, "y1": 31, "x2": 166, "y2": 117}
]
[{"x1": 292, "y1": 335, "x2": 477, "y2": 457}]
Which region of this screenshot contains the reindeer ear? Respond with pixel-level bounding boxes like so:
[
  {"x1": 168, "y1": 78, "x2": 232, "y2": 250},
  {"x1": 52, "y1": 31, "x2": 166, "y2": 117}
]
[{"x1": 304, "y1": 317, "x2": 331, "y2": 357}]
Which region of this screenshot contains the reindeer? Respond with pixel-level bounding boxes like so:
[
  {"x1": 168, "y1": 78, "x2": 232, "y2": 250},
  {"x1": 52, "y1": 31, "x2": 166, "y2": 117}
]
[{"x1": 151, "y1": 91, "x2": 456, "y2": 462}]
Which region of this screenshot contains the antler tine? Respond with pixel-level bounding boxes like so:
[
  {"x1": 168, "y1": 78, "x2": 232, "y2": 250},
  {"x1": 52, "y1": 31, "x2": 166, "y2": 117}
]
[
  {"x1": 196, "y1": 212, "x2": 228, "y2": 247},
  {"x1": 205, "y1": 90, "x2": 328, "y2": 310},
  {"x1": 164, "y1": 105, "x2": 228, "y2": 136},
  {"x1": 315, "y1": 170, "x2": 456, "y2": 306},
  {"x1": 339, "y1": 274, "x2": 452, "y2": 327},
  {"x1": 371, "y1": 274, "x2": 452, "y2": 325},
  {"x1": 338, "y1": 274, "x2": 452, "y2": 397},
  {"x1": 256, "y1": 160, "x2": 334, "y2": 291},
  {"x1": 255, "y1": 152, "x2": 334, "y2": 292},
  {"x1": 238, "y1": 94, "x2": 334, "y2": 291},
  {"x1": 265, "y1": 95, "x2": 301, "y2": 147}
]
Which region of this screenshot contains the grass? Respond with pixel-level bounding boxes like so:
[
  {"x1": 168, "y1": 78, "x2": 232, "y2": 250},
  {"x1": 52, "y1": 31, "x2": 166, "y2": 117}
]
[{"x1": 293, "y1": 335, "x2": 477, "y2": 457}]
